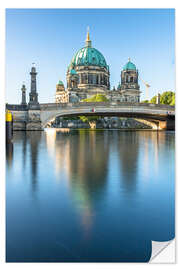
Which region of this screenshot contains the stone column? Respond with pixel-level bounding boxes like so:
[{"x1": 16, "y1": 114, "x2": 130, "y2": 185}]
[
  {"x1": 29, "y1": 65, "x2": 39, "y2": 107},
  {"x1": 156, "y1": 93, "x2": 161, "y2": 104},
  {"x1": 98, "y1": 74, "x2": 100, "y2": 85},
  {"x1": 21, "y1": 84, "x2": 27, "y2": 105},
  {"x1": 80, "y1": 73, "x2": 82, "y2": 84}
]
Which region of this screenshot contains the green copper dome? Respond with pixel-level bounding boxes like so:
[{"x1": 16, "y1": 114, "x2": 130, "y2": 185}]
[
  {"x1": 68, "y1": 30, "x2": 109, "y2": 71},
  {"x1": 58, "y1": 80, "x2": 64, "y2": 85},
  {"x1": 123, "y1": 59, "x2": 136, "y2": 71},
  {"x1": 70, "y1": 47, "x2": 108, "y2": 70},
  {"x1": 70, "y1": 68, "x2": 77, "y2": 75}
]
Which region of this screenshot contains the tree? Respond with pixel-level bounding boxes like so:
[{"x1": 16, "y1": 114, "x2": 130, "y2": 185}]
[
  {"x1": 170, "y1": 94, "x2": 175, "y2": 106},
  {"x1": 141, "y1": 91, "x2": 175, "y2": 106},
  {"x1": 141, "y1": 100, "x2": 149, "y2": 103},
  {"x1": 160, "y1": 91, "x2": 175, "y2": 106},
  {"x1": 149, "y1": 91, "x2": 175, "y2": 106},
  {"x1": 150, "y1": 95, "x2": 157, "y2": 104}
]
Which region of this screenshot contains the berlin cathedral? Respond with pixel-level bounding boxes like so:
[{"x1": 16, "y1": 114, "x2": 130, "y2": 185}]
[{"x1": 55, "y1": 30, "x2": 141, "y2": 104}]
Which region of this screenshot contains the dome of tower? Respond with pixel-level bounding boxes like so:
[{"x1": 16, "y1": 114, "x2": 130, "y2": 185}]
[
  {"x1": 57, "y1": 80, "x2": 64, "y2": 85},
  {"x1": 68, "y1": 30, "x2": 109, "y2": 71},
  {"x1": 123, "y1": 58, "x2": 136, "y2": 71},
  {"x1": 56, "y1": 79, "x2": 65, "y2": 92}
]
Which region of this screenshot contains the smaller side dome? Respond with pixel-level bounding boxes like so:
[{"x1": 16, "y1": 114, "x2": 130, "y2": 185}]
[
  {"x1": 70, "y1": 68, "x2": 77, "y2": 75},
  {"x1": 123, "y1": 58, "x2": 136, "y2": 71},
  {"x1": 58, "y1": 80, "x2": 64, "y2": 85},
  {"x1": 56, "y1": 79, "x2": 65, "y2": 92}
]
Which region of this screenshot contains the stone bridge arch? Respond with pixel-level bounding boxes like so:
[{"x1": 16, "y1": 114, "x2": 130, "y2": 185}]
[{"x1": 39, "y1": 103, "x2": 175, "y2": 130}]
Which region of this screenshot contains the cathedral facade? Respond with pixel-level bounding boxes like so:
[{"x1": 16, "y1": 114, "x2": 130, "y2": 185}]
[{"x1": 55, "y1": 31, "x2": 141, "y2": 103}]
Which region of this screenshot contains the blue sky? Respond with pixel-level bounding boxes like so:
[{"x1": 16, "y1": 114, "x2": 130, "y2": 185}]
[{"x1": 6, "y1": 9, "x2": 175, "y2": 103}]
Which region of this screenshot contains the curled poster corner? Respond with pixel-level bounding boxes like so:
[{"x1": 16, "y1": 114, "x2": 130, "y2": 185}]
[{"x1": 150, "y1": 239, "x2": 175, "y2": 263}]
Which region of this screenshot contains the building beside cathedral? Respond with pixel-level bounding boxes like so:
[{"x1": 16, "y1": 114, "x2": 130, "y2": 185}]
[
  {"x1": 55, "y1": 30, "x2": 141, "y2": 103},
  {"x1": 117, "y1": 59, "x2": 140, "y2": 102},
  {"x1": 55, "y1": 80, "x2": 69, "y2": 103}
]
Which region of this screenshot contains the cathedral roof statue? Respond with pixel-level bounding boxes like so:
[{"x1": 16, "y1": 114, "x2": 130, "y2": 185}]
[
  {"x1": 123, "y1": 58, "x2": 136, "y2": 71},
  {"x1": 117, "y1": 82, "x2": 121, "y2": 89},
  {"x1": 68, "y1": 29, "x2": 109, "y2": 71}
]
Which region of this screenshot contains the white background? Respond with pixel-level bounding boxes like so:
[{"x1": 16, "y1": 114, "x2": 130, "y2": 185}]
[{"x1": 0, "y1": 0, "x2": 179, "y2": 268}]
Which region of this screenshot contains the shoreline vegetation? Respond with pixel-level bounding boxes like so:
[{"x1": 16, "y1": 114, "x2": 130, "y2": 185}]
[{"x1": 141, "y1": 91, "x2": 175, "y2": 106}]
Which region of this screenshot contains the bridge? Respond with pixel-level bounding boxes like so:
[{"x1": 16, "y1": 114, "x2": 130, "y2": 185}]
[{"x1": 6, "y1": 102, "x2": 175, "y2": 130}]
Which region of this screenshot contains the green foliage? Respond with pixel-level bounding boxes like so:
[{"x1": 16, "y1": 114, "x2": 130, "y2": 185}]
[
  {"x1": 79, "y1": 115, "x2": 99, "y2": 123},
  {"x1": 160, "y1": 91, "x2": 175, "y2": 106},
  {"x1": 62, "y1": 116, "x2": 79, "y2": 120},
  {"x1": 141, "y1": 100, "x2": 149, "y2": 103},
  {"x1": 140, "y1": 91, "x2": 175, "y2": 106},
  {"x1": 150, "y1": 95, "x2": 157, "y2": 104},
  {"x1": 170, "y1": 94, "x2": 175, "y2": 106},
  {"x1": 149, "y1": 91, "x2": 175, "y2": 106},
  {"x1": 82, "y1": 94, "x2": 109, "y2": 102}
]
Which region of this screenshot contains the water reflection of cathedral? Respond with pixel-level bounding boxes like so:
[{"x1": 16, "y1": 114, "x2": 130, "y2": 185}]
[
  {"x1": 46, "y1": 130, "x2": 110, "y2": 198},
  {"x1": 44, "y1": 130, "x2": 175, "y2": 238},
  {"x1": 45, "y1": 129, "x2": 110, "y2": 233},
  {"x1": 7, "y1": 131, "x2": 173, "y2": 196},
  {"x1": 45, "y1": 130, "x2": 172, "y2": 199}
]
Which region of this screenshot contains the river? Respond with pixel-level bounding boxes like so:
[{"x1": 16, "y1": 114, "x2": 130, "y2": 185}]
[{"x1": 6, "y1": 129, "x2": 175, "y2": 262}]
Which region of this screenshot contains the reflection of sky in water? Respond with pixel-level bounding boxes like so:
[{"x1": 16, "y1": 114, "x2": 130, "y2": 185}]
[{"x1": 6, "y1": 130, "x2": 175, "y2": 262}]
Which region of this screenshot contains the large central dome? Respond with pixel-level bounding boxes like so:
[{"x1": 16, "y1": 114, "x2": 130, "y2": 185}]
[
  {"x1": 70, "y1": 47, "x2": 108, "y2": 69},
  {"x1": 66, "y1": 30, "x2": 110, "y2": 94},
  {"x1": 69, "y1": 31, "x2": 109, "y2": 71}
]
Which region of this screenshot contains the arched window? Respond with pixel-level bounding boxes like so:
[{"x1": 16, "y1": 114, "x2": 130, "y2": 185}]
[{"x1": 130, "y1": 77, "x2": 133, "y2": 82}]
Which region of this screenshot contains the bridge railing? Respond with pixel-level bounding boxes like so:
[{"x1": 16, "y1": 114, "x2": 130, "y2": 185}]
[
  {"x1": 6, "y1": 102, "x2": 175, "y2": 112},
  {"x1": 6, "y1": 104, "x2": 28, "y2": 111},
  {"x1": 39, "y1": 102, "x2": 175, "y2": 111}
]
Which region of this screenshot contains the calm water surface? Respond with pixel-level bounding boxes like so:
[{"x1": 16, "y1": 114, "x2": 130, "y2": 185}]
[{"x1": 6, "y1": 129, "x2": 175, "y2": 262}]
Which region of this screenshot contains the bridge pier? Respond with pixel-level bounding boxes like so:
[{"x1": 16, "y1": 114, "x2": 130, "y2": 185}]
[
  {"x1": 158, "y1": 119, "x2": 175, "y2": 131},
  {"x1": 9, "y1": 109, "x2": 43, "y2": 131},
  {"x1": 135, "y1": 119, "x2": 175, "y2": 131},
  {"x1": 26, "y1": 110, "x2": 43, "y2": 130}
]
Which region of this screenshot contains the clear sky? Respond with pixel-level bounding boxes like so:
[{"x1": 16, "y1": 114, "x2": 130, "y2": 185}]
[{"x1": 6, "y1": 8, "x2": 175, "y2": 104}]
